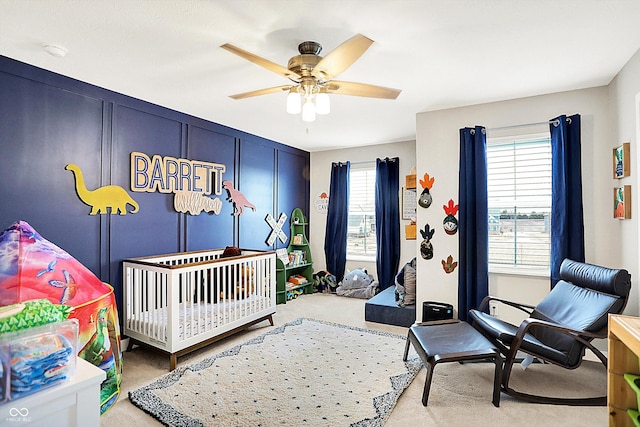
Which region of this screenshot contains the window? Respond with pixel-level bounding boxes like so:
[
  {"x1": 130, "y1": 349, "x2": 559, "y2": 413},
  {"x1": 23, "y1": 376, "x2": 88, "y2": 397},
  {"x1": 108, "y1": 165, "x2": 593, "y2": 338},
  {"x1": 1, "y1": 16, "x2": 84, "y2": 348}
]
[
  {"x1": 347, "y1": 163, "x2": 376, "y2": 260},
  {"x1": 487, "y1": 133, "x2": 551, "y2": 269}
]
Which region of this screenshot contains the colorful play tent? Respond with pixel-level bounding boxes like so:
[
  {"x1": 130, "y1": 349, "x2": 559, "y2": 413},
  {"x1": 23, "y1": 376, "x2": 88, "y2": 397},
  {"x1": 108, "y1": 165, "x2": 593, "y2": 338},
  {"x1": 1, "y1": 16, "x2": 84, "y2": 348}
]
[{"x1": 0, "y1": 221, "x2": 122, "y2": 414}]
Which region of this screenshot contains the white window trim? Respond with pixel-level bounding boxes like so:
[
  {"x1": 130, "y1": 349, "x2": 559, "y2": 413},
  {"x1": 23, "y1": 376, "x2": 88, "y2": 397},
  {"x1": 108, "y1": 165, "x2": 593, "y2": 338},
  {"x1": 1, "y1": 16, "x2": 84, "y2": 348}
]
[{"x1": 489, "y1": 264, "x2": 549, "y2": 278}]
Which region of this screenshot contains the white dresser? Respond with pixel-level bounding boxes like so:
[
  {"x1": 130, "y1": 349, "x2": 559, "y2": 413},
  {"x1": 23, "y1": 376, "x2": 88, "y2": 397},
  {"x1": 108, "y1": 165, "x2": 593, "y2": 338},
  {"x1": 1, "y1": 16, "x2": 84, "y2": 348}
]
[{"x1": 0, "y1": 358, "x2": 105, "y2": 427}]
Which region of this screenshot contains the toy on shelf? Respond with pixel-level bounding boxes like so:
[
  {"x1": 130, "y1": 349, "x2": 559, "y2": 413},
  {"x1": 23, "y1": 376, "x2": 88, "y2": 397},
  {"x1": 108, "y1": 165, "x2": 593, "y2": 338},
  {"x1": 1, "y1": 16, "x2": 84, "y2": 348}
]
[{"x1": 275, "y1": 208, "x2": 314, "y2": 304}]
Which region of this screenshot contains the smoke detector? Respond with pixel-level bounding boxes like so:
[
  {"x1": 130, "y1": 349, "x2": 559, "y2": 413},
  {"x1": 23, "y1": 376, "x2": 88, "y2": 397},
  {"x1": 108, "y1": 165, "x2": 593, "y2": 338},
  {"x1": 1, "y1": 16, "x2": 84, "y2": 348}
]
[{"x1": 44, "y1": 45, "x2": 68, "y2": 58}]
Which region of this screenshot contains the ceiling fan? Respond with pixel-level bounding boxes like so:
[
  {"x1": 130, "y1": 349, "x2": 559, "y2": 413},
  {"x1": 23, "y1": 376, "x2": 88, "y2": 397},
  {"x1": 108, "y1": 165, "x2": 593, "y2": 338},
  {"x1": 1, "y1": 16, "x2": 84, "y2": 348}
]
[{"x1": 220, "y1": 34, "x2": 401, "y2": 121}]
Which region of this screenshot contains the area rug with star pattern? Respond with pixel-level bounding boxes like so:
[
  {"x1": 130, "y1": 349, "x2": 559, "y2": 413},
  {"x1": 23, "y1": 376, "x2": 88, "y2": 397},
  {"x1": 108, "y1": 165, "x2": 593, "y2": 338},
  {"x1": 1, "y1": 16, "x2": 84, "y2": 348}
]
[{"x1": 128, "y1": 317, "x2": 422, "y2": 426}]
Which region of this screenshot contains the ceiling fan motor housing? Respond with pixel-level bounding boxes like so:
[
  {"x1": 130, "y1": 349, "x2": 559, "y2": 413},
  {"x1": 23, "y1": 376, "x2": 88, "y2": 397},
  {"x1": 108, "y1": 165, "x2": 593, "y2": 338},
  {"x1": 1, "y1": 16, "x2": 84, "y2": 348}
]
[
  {"x1": 288, "y1": 41, "x2": 323, "y2": 80},
  {"x1": 298, "y1": 41, "x2": 322, "y2": 55}
]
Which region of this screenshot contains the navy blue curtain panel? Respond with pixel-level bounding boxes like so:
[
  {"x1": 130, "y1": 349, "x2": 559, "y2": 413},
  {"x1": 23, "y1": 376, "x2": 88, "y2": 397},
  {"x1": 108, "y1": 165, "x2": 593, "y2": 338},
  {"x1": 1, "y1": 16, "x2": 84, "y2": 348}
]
[
  {"x1": 458, "y1": 126, "x2": 489, "y2": 322},
  {"x1": 375, "y1": 157, "x2": 401, "y2": 290},
  {"x1": 550, "y1": 114, "x2": 585, "y2": 288},
  {"x1": 324, "y1": 161, "x2": 350, "y2": 283}
]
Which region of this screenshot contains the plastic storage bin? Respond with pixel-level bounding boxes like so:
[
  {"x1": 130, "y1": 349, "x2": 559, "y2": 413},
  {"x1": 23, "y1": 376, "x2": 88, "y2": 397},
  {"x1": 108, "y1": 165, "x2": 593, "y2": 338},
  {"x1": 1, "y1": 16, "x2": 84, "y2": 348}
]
[
  {"x1": 0, "y1": 318, "x2": 78, "y2": 403},
  {"x1": 624, "y1": 373, "x2": 640, "y2": 426},
  {"x1": 0, "y1": 345, "x2": 7, "y2": 404},
  {"x1": 627, "y1": 409, "x2": 640, "y2": 427}
]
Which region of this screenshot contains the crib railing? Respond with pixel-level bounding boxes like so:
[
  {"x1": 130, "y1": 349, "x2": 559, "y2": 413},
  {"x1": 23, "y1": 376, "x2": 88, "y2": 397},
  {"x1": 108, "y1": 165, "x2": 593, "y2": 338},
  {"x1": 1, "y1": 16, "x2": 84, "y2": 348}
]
[{"x1": 123, "y1": 249, "x2": 276, "y2": 353}]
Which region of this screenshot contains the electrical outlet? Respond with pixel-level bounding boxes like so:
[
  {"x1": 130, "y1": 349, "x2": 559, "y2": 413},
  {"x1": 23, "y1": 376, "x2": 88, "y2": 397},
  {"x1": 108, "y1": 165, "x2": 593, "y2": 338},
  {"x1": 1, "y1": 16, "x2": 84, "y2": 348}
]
[{"x1": 490, "y1": 302, "x2": 499, "y2": 318}]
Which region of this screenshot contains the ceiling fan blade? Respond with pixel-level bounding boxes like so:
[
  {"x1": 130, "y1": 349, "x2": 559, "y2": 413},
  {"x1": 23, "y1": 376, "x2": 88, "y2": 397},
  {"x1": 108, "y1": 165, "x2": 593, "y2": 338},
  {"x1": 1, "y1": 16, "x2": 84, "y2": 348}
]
[
  {"x1": 221, "y1": 43, "x2": 301, "y2": 81},
  {"x1": 312, "y1": 34, "x2": 374, "y2": 81},
  {"x1": 326, "y1": 81, "x2": 401, "y2": 99},
  {"x1": 229, "y1": 85, "x2": 294, "y2": 100}
]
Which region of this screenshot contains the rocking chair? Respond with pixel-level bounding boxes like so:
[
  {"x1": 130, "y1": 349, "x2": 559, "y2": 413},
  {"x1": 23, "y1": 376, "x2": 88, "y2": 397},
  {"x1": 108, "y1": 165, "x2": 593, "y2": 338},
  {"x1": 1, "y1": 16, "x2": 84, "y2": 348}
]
[{"x1": 469, "y1": 259, "x2": 631, "y2": 406}]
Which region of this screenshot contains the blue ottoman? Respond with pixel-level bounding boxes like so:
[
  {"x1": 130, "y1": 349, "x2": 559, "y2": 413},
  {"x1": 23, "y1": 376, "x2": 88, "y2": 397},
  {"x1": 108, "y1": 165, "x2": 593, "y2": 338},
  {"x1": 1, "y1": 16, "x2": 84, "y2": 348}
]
[{"x1": 364, "y1": 286, "x2": 416, "y2": 327}]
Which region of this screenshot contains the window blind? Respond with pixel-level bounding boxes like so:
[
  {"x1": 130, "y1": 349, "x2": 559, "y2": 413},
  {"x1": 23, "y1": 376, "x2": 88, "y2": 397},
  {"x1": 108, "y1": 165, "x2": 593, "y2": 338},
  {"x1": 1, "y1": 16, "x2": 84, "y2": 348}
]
[
  {"x1": 347, "y1": 165, "x2": 376, "y2": 258},
  {"x1": 487, "y1": 135, "x2": 551, "y2": 268}
]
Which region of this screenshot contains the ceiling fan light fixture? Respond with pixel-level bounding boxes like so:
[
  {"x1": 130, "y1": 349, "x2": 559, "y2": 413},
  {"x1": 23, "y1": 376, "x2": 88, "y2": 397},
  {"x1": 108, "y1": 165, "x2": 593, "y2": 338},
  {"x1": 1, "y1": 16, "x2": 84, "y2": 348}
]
[
  {"x1": 316, "y1": 90, "x2": 330, "y2": 115},
  {"x1": 302, "y1": 98, "x2": 316, "y2": 122},
  {"x1": 286, "y1": 88, "x2": 301, "y2": 114}
]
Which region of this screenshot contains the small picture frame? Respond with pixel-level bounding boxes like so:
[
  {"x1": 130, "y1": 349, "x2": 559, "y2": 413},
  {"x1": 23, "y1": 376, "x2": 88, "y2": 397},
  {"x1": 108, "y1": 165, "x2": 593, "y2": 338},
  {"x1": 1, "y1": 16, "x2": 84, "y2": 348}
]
[
  {"x1": 405, "y1": 223, "x2": 416, "y2": 240},
  {"x1": 614, "y1": 185, "x2": 632, "y2": 219},
  {"x1": 613, "y1": 142, "x2": 630, "y2": 179},
  {"x1": 402, "y1": 187, "x2": 417, "y2": 220}
]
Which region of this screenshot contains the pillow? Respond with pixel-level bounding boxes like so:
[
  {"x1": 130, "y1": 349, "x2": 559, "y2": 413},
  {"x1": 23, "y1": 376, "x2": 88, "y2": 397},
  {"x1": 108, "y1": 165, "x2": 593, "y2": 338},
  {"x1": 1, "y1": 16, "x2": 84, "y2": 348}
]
[
  {"x1": 401, "y1": 264, "x2": 417, "y2": 305},
  {"x1": 395, "y1": 258, "x2": 417, "y2": 307},
  {"x1": 338, "y1": 268, "x2": 374, "y2": 290}
]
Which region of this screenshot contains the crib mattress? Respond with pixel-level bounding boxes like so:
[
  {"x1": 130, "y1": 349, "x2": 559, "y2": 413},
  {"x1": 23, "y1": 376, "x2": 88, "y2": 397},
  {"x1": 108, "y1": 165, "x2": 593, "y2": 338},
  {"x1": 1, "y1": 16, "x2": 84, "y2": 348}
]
[{"x1": 127, "y1": 295, "x2": 270, "y2": 341}]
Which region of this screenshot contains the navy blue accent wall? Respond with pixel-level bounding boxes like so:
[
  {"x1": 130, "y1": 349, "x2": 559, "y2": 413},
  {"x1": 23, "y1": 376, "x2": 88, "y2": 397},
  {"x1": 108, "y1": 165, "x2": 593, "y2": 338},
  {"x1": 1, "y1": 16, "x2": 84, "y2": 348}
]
[
  {"x1": 186, "y1": 126, "x2": 237, "y2": 250},
  {"x1": 0, "y1": 56, "x2": 310, "y2": 320},
  {"x1": 238, "y1": 136, "x2": 276, "y2": 249},
  {"x1": 277, "y1": 150, "x2": 311, "y2": 247}
]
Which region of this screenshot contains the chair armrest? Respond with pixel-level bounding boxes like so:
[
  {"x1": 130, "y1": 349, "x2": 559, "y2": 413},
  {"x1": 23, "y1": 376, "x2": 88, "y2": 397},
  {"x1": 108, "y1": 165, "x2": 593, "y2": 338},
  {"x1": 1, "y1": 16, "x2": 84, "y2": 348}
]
[
  {"x1": 512, "y1": 317, "x2": 606, "y2": 350},
  {"x1": 505, "y1": 316, "x2": 610, "y2": 382},
  {"x1": 476, "y1": 295, "x2": 535, "y2": 315}
]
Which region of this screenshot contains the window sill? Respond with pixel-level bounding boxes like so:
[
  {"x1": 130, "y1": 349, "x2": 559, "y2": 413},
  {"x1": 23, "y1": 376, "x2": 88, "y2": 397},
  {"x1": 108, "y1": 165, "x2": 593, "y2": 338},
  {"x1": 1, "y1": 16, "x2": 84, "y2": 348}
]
[
  {"x1": 347, "y1": 255, "x2": 376, "y2": 263},
  {"x1": 489, "y1": 265, "x2": 549, "y2": 278}
]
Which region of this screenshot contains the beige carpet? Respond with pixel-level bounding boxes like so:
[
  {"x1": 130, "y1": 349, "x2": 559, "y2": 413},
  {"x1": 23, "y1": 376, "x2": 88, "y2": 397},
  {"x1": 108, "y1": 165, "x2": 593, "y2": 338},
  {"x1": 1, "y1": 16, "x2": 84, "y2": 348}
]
[{"x1": 101, "y1": 293, "x2": 608, "y2": 426}]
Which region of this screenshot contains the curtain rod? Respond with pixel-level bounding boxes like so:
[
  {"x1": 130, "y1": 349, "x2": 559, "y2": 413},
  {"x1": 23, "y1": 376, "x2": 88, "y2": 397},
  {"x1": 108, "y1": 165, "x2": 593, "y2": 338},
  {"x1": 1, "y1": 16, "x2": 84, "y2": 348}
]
[
  {"x1": 332, "y1": 160, "x2": 375, "y2": 166},
  {"x1": 487, "y1": 120, "x2": 552, "y2": 132},
  {"x1": 470, "y1": 117, "x2": 571, "y2": 134},
  {"x1": 347, "y1": 157, "x2": 397, "y2": 165},
  {"x1": 486, "y1": 117, "x2": 571, "y2": 132}
]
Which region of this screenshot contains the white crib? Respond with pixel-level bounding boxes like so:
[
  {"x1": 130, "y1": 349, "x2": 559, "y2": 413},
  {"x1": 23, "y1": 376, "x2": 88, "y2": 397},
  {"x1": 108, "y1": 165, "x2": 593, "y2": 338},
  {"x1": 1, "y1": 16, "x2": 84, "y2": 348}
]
[{"x1": 122, "y1": 248, "x2": 276, "y2": 370}]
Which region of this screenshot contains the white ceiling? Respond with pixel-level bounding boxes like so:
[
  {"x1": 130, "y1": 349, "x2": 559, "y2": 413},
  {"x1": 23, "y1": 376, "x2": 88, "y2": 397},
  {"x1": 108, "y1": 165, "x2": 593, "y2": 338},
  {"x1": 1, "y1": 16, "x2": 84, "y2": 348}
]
[{"x1": 2, "y1": 1, "x2": 640, "y2": 152}]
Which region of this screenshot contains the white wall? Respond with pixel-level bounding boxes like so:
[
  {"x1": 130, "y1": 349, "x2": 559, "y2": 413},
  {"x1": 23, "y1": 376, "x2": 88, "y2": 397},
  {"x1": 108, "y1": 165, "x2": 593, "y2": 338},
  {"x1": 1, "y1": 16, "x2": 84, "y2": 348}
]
[
  {"x1": 609, "y1": 46, "x2": 640, "y2": 316},
  {"x1": 309, "y1": 140, "x2": 417, "y2": 281},
  {"x1": 415, "y1": 86, "x2": 627, "y2": 323},
  {"x1": 308, "y1": 47, "x2": 640, "y2": 324}
]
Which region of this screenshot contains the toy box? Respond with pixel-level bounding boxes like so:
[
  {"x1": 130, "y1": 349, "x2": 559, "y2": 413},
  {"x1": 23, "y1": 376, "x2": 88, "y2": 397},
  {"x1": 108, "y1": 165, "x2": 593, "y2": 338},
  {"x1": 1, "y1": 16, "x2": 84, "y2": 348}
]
[{"x1": 0, "y1": 319, "x2": 78, "y2": 403}]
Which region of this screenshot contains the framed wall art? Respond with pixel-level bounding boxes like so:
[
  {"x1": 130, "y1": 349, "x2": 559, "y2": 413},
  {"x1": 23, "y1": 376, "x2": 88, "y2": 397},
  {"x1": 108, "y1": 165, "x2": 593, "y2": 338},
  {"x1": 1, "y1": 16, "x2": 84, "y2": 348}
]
[
  {"x1": 402, "y1": 187, "x2": 417, "y2": 220},
  {"x1": 614, "y1": 185, "x2": 632, "y2": 219},
  {"x1": 613, "y1": 142, "x2": 630, "y2": 179}
]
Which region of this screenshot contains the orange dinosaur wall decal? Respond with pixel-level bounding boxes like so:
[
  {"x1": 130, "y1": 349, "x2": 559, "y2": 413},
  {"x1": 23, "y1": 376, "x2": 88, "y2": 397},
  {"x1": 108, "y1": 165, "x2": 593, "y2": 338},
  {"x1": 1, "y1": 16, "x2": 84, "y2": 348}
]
[{"x1": 419, "y1": 173, "x2": 435, "y2": 189}]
